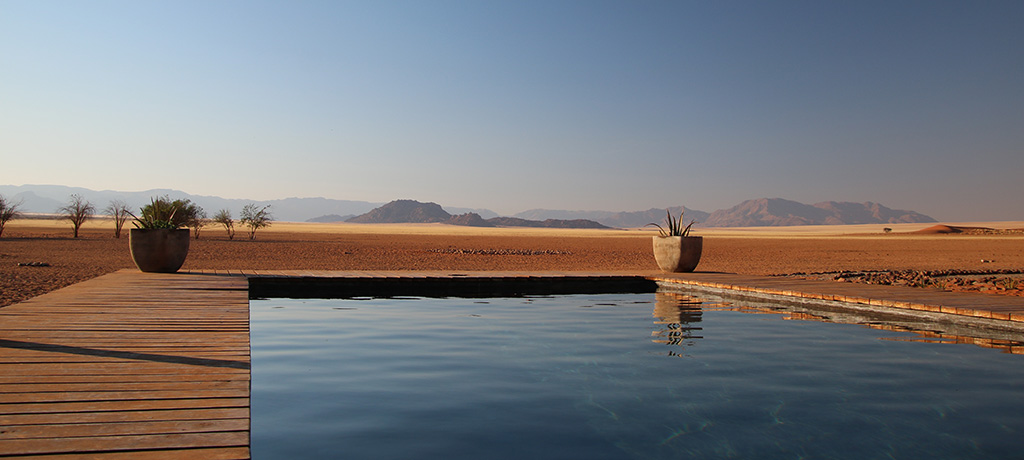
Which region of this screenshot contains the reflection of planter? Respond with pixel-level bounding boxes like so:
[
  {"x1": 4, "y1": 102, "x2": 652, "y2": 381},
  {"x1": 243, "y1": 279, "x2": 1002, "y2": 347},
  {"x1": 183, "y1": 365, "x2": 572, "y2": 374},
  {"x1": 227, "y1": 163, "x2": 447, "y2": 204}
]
[
  {"x1": 652, "y1": 236, "x2": 703, "y2": 273},
  {"x1": 130, "y1": 228, "x2": 190, "y2": 273}
]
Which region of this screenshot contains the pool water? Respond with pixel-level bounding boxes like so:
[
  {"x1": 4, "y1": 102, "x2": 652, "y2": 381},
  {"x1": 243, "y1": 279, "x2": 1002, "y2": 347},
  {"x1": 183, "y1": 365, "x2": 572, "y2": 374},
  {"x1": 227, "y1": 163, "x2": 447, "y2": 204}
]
[{"x1": 250, "y1": 292, "x2": 1024, "y2": 459}]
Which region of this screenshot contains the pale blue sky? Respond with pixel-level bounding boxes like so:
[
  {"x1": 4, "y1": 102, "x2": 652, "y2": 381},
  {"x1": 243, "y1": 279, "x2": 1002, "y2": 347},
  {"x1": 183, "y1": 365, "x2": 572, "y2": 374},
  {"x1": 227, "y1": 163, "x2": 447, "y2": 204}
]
[{"x1": 2, "y1": 1, "x2": 1022, "y2": 220}]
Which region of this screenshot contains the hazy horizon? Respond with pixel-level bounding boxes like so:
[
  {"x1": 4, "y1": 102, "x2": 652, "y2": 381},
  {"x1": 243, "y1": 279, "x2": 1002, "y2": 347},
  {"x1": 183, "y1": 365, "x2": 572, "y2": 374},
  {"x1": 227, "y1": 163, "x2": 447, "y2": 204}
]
[
  {"x1": 0, "y1": 183, "x2": 959, "y2": 227},
  {"x1": 3, "y1": 1, "x2": 1022, "y2": 221}
]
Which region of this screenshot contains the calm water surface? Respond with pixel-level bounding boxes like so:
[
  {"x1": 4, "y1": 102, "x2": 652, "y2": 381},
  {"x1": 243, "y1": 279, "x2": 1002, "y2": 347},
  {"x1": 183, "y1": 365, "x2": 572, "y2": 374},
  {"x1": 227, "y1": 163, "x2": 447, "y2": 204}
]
[{"x1": 251, "y1": 292, "x2": 1024, "y2": 459}]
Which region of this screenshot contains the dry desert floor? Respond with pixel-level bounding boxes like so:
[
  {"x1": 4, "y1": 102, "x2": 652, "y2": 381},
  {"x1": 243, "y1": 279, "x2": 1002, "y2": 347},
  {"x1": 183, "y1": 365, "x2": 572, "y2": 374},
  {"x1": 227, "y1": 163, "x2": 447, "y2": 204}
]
[{"x1": 2, "y1": 219, "x2": 1023, "y2": 307}]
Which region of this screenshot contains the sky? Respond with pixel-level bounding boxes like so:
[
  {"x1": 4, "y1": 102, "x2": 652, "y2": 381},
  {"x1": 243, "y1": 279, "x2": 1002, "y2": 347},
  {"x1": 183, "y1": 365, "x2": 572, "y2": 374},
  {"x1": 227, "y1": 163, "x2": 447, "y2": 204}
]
[{"x1": 2, "y1": 1, "x2": 1022, "y2": 221}]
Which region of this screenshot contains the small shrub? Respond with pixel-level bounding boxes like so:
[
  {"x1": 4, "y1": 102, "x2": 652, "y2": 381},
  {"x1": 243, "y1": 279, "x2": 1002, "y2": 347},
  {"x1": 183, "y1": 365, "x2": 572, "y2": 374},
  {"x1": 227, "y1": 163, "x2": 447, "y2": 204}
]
[
  {"x1": 213, "y1": 209, "x2": 236, "y2": 240},
  {"x1": 240, "y1": 204, "x2": 273, "y2": 240}
]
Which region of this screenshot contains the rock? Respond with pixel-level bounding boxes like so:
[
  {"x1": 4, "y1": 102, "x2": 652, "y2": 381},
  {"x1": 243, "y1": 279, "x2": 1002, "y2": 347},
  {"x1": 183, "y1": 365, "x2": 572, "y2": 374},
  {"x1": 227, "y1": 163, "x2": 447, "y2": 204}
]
[{"x1": 445, "y1": 213, "x2": 494, "y2": 227}]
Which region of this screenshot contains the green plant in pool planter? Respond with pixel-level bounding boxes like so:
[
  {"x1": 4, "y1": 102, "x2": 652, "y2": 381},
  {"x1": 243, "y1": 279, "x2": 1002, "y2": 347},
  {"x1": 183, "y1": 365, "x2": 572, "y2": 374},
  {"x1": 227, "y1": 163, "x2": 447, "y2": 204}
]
[{"x1": 647, "y1": 208, "x2": 696, "y2": 237}]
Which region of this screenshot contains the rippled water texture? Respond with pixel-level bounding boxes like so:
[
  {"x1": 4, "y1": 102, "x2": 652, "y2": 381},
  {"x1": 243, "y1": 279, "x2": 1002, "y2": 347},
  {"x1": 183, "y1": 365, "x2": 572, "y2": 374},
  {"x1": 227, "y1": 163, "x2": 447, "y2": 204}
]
[{"x1": 251, "y1": 293, "x2": 1024, "y2": 459}]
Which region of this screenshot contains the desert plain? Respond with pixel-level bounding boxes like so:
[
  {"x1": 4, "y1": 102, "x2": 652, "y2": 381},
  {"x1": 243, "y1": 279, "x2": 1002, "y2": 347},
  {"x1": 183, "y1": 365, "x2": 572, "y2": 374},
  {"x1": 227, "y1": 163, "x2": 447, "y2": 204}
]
[{"x1": 2, "y1": 219, "x2": 1023, "y2": 308}]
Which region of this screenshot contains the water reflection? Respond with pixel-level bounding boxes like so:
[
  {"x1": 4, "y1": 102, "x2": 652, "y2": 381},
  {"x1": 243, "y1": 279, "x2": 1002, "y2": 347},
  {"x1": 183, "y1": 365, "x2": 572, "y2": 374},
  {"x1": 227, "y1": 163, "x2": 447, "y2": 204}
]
[
  {"x1": 651, "y1": 289, "x2": 1024, "y2": 355},
  {"x1": 650, "y1": 292, "x2": 707, "y2": 356},
  {"x1": 868, "y1": 323, "x2": 1024, "y2": 353}
]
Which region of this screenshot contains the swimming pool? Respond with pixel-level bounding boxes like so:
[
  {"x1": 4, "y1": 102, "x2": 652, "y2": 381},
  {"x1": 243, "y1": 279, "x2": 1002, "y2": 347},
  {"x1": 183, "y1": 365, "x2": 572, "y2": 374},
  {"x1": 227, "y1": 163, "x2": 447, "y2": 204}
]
[{"x1": 251, "y1": 291, "x2": 1024, "y2": 459}]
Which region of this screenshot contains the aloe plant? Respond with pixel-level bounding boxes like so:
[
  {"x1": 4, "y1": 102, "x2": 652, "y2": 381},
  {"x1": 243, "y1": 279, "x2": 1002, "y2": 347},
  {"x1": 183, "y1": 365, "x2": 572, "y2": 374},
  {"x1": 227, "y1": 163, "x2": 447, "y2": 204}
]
[
  {"x1": 647, "y1": 208, "x2": 696, "y2": 237},
  {"x1": 131, "y1": 197, "x2": 180, "y2": 229}
]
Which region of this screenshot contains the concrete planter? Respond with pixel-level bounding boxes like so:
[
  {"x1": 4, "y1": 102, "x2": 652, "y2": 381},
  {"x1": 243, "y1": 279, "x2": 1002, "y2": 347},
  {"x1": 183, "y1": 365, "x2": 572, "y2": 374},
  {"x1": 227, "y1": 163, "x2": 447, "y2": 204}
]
[
  {"x1": 129, "y1": 228, "x2": 190, "y2": 273},
  {"x1": 652, "y1": 236, "x2": 703, "y2": 273}
]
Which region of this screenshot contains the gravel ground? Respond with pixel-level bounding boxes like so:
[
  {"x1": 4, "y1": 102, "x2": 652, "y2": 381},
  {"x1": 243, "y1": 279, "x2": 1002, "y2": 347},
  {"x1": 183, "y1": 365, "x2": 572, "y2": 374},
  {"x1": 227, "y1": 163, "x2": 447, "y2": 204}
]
[
  {"x1": 3, "y1": 224, "x2": 1023, "y2": 307},
  {"x1": 788, "y1": 269, "x2": 1024, "y2": 296}
]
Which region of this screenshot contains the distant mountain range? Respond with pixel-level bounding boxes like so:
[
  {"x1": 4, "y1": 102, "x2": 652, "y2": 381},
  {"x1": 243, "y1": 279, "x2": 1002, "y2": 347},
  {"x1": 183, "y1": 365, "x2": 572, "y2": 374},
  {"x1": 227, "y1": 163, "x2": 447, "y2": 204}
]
[
  {"x1": 0, "y1": 185, "x2": 936, "y2": 228},
  {"x1": 346, "y1": 200, "x2": 609, "y2": 229},
  {"x1": 508, "y1": 199, "x2": 934, "y2": 227},
  {"x1": 512, "y1": 206, "x2": 711, "y2": 229},
  {"x1": 702, "y1": 198, "x2": 935, "y2": 227}
]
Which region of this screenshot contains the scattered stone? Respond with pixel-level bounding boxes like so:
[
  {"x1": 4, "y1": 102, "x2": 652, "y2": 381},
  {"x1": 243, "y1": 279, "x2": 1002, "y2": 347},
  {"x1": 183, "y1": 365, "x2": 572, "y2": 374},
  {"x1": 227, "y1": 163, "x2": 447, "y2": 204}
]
[
  {"x1": 781, "y1": 268, "x2": 1024, "y2": 297},
  {"x1": 18, "y1": 262, "x2": 51, "y2": 267},
  {"x1": 429, "y1": 248, "x2": 571, "y2": 256}
]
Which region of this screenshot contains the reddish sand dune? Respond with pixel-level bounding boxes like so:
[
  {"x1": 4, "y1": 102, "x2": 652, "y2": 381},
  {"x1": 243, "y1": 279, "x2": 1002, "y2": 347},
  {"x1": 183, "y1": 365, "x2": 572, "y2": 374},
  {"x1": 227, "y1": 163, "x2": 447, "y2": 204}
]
[
  {"x1": 912, "y1": 224, "x2": 1021, "y2": 235},
  {"x1": 914, "y1": 224, "x2": 963, "y2": 234}
]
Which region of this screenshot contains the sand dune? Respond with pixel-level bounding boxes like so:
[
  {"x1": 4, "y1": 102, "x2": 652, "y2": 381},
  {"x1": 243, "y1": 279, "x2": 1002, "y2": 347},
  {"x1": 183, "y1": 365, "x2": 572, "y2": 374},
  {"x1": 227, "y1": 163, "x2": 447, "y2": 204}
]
[
  {"x1": 914, "y1": 224, "x2": 962, "y2": 234},
  {"x1": 913, "y1": 224, "x2": 1024, "y2": 235},
  {"x1": 682, "y1": 221, "x2": 1024, "y2": 237}
]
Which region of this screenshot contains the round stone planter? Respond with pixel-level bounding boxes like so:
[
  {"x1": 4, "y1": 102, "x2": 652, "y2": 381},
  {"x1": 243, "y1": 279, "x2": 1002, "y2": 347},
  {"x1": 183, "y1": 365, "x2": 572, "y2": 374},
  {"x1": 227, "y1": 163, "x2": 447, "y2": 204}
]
[
  {"x1": 129, "y1": 228, "x2": 190, "y2": 273},
  {"x1": 652, "y1": 235, "x2": 703, "y2": 273}
]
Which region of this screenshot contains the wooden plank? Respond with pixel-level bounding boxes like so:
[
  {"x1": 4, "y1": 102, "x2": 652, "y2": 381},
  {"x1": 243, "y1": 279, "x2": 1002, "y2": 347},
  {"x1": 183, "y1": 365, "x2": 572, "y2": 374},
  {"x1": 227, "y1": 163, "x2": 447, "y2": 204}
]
[
  {"x1": 0, "y1": 398, "x2": 250, "y2": 415},
  {"x1": 0, "y1": 408, "x2": 249, "y2": 426},
  {"x1": 0, "y1": 363, "x2": 249, "y2": 375},
  {"x1": 0, "y1": 355, "x2": 250, "y2": 365},
  {"x1": 1, "y1": 389, "x2": 249, "y2": 403},
  {"x1": 0, "y1": 373, "x2": 247, "y2": 385},
  {"x1": 0, "y1": 381, "x2": 250, "y2": 393},
  {"x1": 0, "y1": 431, "x2": 249, "y2": 456},
  {"x1": 1, "y1": 419, "x2": 248, "y2": 440},
  {"x1": 0, "y1": 447, "x2": 250, "y2": 460}
]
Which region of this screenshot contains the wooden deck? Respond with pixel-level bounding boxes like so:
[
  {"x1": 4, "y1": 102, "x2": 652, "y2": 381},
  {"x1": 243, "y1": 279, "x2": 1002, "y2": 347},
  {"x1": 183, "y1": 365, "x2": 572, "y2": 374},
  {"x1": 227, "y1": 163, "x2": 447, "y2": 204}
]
[
  {"x1": 0, "y1": 270, "x2": 250, "y2": 459},
  {"x1": 2, "y1": 268, "x2": 1022, "y2": 458}
]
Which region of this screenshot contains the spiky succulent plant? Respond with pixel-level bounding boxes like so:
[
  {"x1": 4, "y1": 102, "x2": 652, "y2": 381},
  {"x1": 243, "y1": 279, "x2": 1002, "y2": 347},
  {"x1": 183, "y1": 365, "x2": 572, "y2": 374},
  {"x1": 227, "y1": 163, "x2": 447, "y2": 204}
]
[{"x1": 647, "y1": 208, "x2": 696, "y2": 237}]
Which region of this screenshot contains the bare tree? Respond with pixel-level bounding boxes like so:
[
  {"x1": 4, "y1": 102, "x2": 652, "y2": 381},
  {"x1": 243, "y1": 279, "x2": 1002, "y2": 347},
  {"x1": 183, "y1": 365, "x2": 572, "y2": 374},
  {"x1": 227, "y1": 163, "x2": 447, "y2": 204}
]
[
  {"x1": 0, "y1": 194, "x2": 24, "y2": 238},
  {"x1": 213, "y1": 209, "x2": 235, "y2": 240},
  {"x1": 57, "y1": 194, "x2": 95, "y2": 238},
  {"x1": 188, "y1": 206, "x2": 209, "y2": 239},
  {"x1": 240, "y1": 203, "x2": 273, "y2": 240},
  {"x1": 104, "y1": 199, "x2": 132, "y2": 238}
]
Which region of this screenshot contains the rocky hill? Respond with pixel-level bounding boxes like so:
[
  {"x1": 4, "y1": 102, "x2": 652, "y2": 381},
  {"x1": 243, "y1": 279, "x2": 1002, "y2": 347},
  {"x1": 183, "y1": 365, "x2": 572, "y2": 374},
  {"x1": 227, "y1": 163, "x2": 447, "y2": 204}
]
[
  {"x1": 445, "y1": 213, "x2": 494, "y2": 227},
  {"x1": 811, "y1": 201, "x2": 934, "y2": 225},
  {"x1": 306, "y1": 214, "x2": 354, "y2": 223},
  {"x1": 533, "y1": 219, "x2": 609, "y2": 229},
  {"x1": 514, "y1": 206, "x2": 711, "y2": 228},
  {"x1": 346, "y1": 200, "x2": 451, "y2": 223},
  {"x1": 487, "y1": 217, "x2": 609, "y2": 229},
  {"x1": 702, "y1": 198, "x2": 935, "y2": 227},
  {"x1": 347, "y1": 200, "x2": 608, "y2": 228},
  {"x1": 601, "y1": 207, "x2": 711, "y2": 228}
]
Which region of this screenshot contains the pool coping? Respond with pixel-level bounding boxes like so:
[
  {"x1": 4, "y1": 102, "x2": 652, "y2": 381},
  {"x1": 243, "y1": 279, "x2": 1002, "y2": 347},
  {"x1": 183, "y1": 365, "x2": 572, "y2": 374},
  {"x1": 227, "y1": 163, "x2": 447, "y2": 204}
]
[
  {"x1": 2, "y1": 269, "x2": 1023, "y2": 458},
  {"x1": 236, "y1": 269, "x2": 1024, "y2": 328},
  {"x1": 649, "y1": 272, "x2": 1024, "y2": 332}
]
